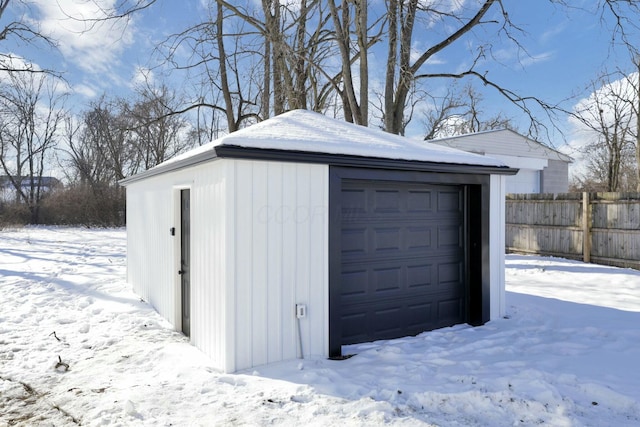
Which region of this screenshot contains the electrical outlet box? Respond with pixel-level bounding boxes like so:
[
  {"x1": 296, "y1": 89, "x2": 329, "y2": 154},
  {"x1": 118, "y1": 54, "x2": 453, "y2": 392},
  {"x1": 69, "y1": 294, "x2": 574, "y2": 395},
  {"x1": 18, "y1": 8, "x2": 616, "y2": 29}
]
[{"x1": 296, "y1": 304, "x2": 307, "y2": 319}]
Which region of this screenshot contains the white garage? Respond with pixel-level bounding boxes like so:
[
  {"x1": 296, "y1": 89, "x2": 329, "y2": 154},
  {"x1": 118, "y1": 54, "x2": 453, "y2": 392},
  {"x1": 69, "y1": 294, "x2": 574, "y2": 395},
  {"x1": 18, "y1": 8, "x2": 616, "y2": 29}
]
[{"x1": 121, "y1": 110, "x2": 516, "y2": 373}]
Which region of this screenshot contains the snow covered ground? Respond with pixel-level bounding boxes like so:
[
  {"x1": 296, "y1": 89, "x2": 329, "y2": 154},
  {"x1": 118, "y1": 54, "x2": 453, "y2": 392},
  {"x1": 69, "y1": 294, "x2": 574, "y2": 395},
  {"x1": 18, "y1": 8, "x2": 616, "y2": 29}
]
[{"x1": 1, "y1": 227, "x2": 639, "y2": 426}]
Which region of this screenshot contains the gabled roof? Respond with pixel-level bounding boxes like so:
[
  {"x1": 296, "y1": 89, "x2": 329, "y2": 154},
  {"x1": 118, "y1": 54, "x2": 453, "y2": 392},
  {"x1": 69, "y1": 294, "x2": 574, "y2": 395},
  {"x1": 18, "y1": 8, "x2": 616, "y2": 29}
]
[
  {"x1": 430, "y1": 129, "x2": 573, "y2": 163},
  {"x1": 121, "y1": 110, "x2": 516, "y2": 185}
]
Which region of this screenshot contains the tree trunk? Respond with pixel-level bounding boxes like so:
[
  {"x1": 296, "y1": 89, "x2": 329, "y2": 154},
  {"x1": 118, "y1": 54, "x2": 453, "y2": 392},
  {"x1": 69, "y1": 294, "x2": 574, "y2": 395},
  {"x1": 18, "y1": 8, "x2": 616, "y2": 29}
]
[
  {"x1": 384, "y1": 0, "x2": 398, "y2": 133},
  {"x1": 329, "y1": 0, "x2": 362, "y2": 124},
  {"x1": 292, "y1": 0, "x2": 308, "y2": 110},
  {"x1": 355, "y1": 0, "x2": 368, "y2": 126},
  {"x1": 216, "y1": 2, "x2": 237, "y2": 132},
  {"x1": 262, "y1": 37, "x2": 271, "y2": 119},
  {"x1": 264, "y1": 0, "x2": 286, "y2": 115},
  {"x1": 384, "y1": 0, "x2": 497, "y2": 135}
]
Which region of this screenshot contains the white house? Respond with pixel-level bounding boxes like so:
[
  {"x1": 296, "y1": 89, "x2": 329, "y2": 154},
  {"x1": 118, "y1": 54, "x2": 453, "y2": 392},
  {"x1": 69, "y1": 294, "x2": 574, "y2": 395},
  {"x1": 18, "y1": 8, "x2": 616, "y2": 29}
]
[
  {"x1": 430, "y1": 129, "x2": 572, "y2": 194},
  {"x1": 120, "y1": 110, "x2": 517, "y2": 373}
]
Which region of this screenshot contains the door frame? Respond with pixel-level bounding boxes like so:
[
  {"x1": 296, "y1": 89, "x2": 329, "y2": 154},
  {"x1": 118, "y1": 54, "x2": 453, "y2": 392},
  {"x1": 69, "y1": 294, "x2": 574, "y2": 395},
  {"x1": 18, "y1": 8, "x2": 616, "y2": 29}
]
[
  {"x1": 172, "y1": 185, "x2": 192, "y2": 336},
  {"x1": 328, "y1": 166, "x2": 491, "y2": 357}
]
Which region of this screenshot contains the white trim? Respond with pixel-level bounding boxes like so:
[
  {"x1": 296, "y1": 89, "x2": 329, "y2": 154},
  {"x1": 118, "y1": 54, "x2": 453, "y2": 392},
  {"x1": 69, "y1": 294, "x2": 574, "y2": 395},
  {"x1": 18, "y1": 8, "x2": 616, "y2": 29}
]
[
  {"x1": 489, "y1": 154, "x2": 548, "y2": 170},
  {"x1": 489, "y1": 174, "x2": 507, "y2": 319}
]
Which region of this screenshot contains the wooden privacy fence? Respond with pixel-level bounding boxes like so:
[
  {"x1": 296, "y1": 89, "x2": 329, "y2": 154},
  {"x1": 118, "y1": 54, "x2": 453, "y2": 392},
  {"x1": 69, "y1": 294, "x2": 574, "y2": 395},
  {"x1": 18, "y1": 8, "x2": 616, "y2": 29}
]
[{"x1": 506, "y1": 192, "x2": 640, "y2": 270}]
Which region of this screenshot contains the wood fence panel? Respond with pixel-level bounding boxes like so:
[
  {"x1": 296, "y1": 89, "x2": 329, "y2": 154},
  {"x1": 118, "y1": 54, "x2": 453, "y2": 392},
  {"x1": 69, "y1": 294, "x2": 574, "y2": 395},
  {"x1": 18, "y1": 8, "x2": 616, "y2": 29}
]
[
  {"x1": 506, "y1": 197, "x2": 583, "y2": 227},
  {"x1": 506, "y1": 224, "x2": 583, "y2": 258},
  {"x1": 591, "y1": 229, "x2": 640, "y2": 260},
  {"x1": 506, "y1": 192, "x2": 640, "y2": 270},
  {"x1": 592, "y1": 201, "x2": 640, "y2": 229}
]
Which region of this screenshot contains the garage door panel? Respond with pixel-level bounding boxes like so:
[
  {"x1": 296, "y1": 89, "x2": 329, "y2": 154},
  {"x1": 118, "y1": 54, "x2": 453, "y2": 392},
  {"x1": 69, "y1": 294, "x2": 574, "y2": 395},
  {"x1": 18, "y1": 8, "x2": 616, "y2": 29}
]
[
  {"x1": 406, "y1": 227, "x2": 432, "y2": 249},
  {"x1": 342, "y1": 189, "x2": 367, "y2": 214},
  {"x1": 341, "y1": 304, "x2": 404, "y2": 342},
  {"x1": 341, "y1": 230, "x2": 443, "y2": 260},
  {"x1": 341, "y1": 269, "x2": 368, "y2": 296},
  {"x1": 437, "y1": 190, "x2": 463, "y2": 212},
  {"x1": 339, "y1": 179, "x2": 466, "y2": 346},
  {"x1": 341, "y1": 261, "x2": 461, "y2": 301},
  {"x1": 341, "y1": 313, "x2": 368, "y2": 343},
  {"x1": 372, "y1": 266, "x2": 402, "y2": 293},
  {"x1": 342, "y1": 253, "x2": 451, "y2": 267},
  {"x1": 373, "y1": 307, "x2": 404, "y2": 335},
  {"x1": 437, "y1": 225, "x2": 462, "y2": 247},
  {"x1": 342, "y1": 212, "x2": 442, "y2": 223},
  {"x1": 373, "y1": 190, "x2": 402, "y2": 213},
  {"x1": 437, "y1": 262, "x2": 463, "y2": 286},
  {"x1": 341, "y1": 227, "x2": 367, "y2": 254},
  {"x1": 341, "y1": 237, "x2": 444, "y2": 264},
  {"x1": 407, "y1": 190, "x2": 432, "y2": 212},
  {"x1": 406, "y1": 263, "x2": 433, "y2": 288},
  {"x1": 373, "y1": 227, "x2": 402, "y2": 252},
  {"x1": 406, "y1": 302, "x2": 434, "y2": 329},
  {"x1": 437, "y1": 298, "x2": 464, "y2": 325},
  {"x1": 341, "y1": 294, "x2": 463, "y2": 343}
]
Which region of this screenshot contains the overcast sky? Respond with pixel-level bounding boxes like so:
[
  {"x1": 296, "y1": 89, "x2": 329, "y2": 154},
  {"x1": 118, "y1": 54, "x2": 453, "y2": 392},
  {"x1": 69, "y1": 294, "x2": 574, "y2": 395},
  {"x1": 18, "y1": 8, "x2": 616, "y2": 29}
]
[{"x1": 2, "y1": 0, "x2": 636, "y2": 158}]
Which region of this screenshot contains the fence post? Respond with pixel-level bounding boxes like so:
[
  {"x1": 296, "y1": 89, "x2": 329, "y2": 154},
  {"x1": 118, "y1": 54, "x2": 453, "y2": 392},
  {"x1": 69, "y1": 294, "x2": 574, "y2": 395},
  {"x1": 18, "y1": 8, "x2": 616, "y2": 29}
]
[{"x1": 582, "y1": 192, "x2": 591, "y2": 263}]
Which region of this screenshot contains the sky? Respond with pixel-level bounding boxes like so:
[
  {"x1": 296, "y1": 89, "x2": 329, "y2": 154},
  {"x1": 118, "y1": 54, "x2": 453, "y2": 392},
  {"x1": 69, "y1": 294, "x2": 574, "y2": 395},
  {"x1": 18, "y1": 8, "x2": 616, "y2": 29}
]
[
  {"x1": 2, "y1": 1, "x2": 637, "y2": 173},
  {"x1": 1, "y1": 227, "x2": 639, "y2": 425}
]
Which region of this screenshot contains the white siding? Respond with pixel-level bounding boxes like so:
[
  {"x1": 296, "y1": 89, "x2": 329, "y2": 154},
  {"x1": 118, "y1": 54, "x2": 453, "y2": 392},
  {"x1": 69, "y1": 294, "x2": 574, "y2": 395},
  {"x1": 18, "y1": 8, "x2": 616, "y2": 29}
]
[
  {"x1": 432, "y1": 129, "x2": 572, "y2": 161},
  {"x1": 125, "y1": 161, "x2": 231, "y2": 370},
  {"x1": 126, "y1": 158, "x2": 329, "y2": 373},
  {"x1": 126, "y1": 173, "x2": 187, "y2": 327},
  {"x1": 190, "y1": 161, "x2": 231, "y2": 370},
  {"x1": 506, "y1": 169, "x2": 540, "y2": 194},
  {"x1": 229, "y1": 160, "x2": 329, "y2": 372},
  {"x1": 489, "y1": 174, "x2": 507, "y2": 319}
]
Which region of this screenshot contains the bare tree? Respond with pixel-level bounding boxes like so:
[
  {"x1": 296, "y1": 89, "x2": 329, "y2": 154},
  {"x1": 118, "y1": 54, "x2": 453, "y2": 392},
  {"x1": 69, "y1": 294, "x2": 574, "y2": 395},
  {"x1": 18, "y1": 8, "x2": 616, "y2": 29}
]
[
  {"x1": 0, "y1": 0, "x2": 67, "y2": 78},
  {"x1": 127, "y1": 84, "x2": 193, "y2": 170},
  {"x1": 219, "y1": 0, "x2": 337, "y2": 119},
  {"x1": 130, "y1": 0, "x2": 640, "y2": 144},
  {"x1": 0, "y1": 71, "x2": 66, "y2": 223},
  {"x1": 61, "y1": 96, "x2": 147, "y2": 226},
  {"x1": 327, "y1": 0, "x2": 376, "y2": 126},
  {"x1": 571, "y1": 75, "x2": 636, "y2": 191},
  {"x1": 159, "y1": 1, "x2": 344, "y2": 131},
  {"x1": 631, "y1": 57, "x2": 640, "y2": 191},
  {"x1": 67, "y1": 96, "x2": 138, "y2": 186},
  {"x1": 382, "y1": 1, "x2": 501, "y2": 135},
  {"x1": 159, "y1": 2, "x2": 263, "y2": 132},
  {"x1": 423, "y1": 84, "x2": 513, "y2": 140},
  {"x1": 65, "y1": 102, "x2": 113, "y2": 188},
  {"x1": 611, "y1": 48, "x2": 640, "y2": 191},
  {"x1": 596, "y1": 0, "x2": 640, "y2": 45}
]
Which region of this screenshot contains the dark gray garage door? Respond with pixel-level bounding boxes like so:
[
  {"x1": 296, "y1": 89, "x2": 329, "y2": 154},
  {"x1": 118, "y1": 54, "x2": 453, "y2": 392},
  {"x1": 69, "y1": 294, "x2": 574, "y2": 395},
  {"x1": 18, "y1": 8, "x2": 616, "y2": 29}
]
[{"x1": 339, "y1": 179, "x2": 466, "y2": 345}]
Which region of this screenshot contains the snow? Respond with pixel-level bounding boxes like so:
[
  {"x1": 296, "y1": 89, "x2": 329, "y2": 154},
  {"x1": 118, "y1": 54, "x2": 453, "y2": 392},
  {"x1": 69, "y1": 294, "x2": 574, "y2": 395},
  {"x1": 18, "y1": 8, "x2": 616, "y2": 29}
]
[
  {"x1": 155, "y1": 110, "x2": 507, "y2": 171},
  {"x1": 1, "y1": 227, "x2": 639, "y2": 426}
]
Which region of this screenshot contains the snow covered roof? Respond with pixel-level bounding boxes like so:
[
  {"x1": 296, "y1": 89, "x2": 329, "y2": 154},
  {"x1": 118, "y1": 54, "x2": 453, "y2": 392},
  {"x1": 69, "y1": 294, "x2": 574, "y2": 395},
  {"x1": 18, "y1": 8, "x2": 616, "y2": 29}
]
[{"x1": 122, "y1": 110, "x2": 515, "y2": 184}]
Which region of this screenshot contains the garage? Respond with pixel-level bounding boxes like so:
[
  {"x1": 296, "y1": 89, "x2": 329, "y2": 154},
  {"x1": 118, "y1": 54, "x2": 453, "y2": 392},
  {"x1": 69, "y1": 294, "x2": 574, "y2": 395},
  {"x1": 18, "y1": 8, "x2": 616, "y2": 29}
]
[
  {"x1": 122, "y1": 109, "x2": 516, "y2": 372},
  {"x1": 328, "y1": 166, "x2": 492, "y2": 357},
  {"x1": 338, "y1": 179, "x2": 465, "y2": 346}
]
